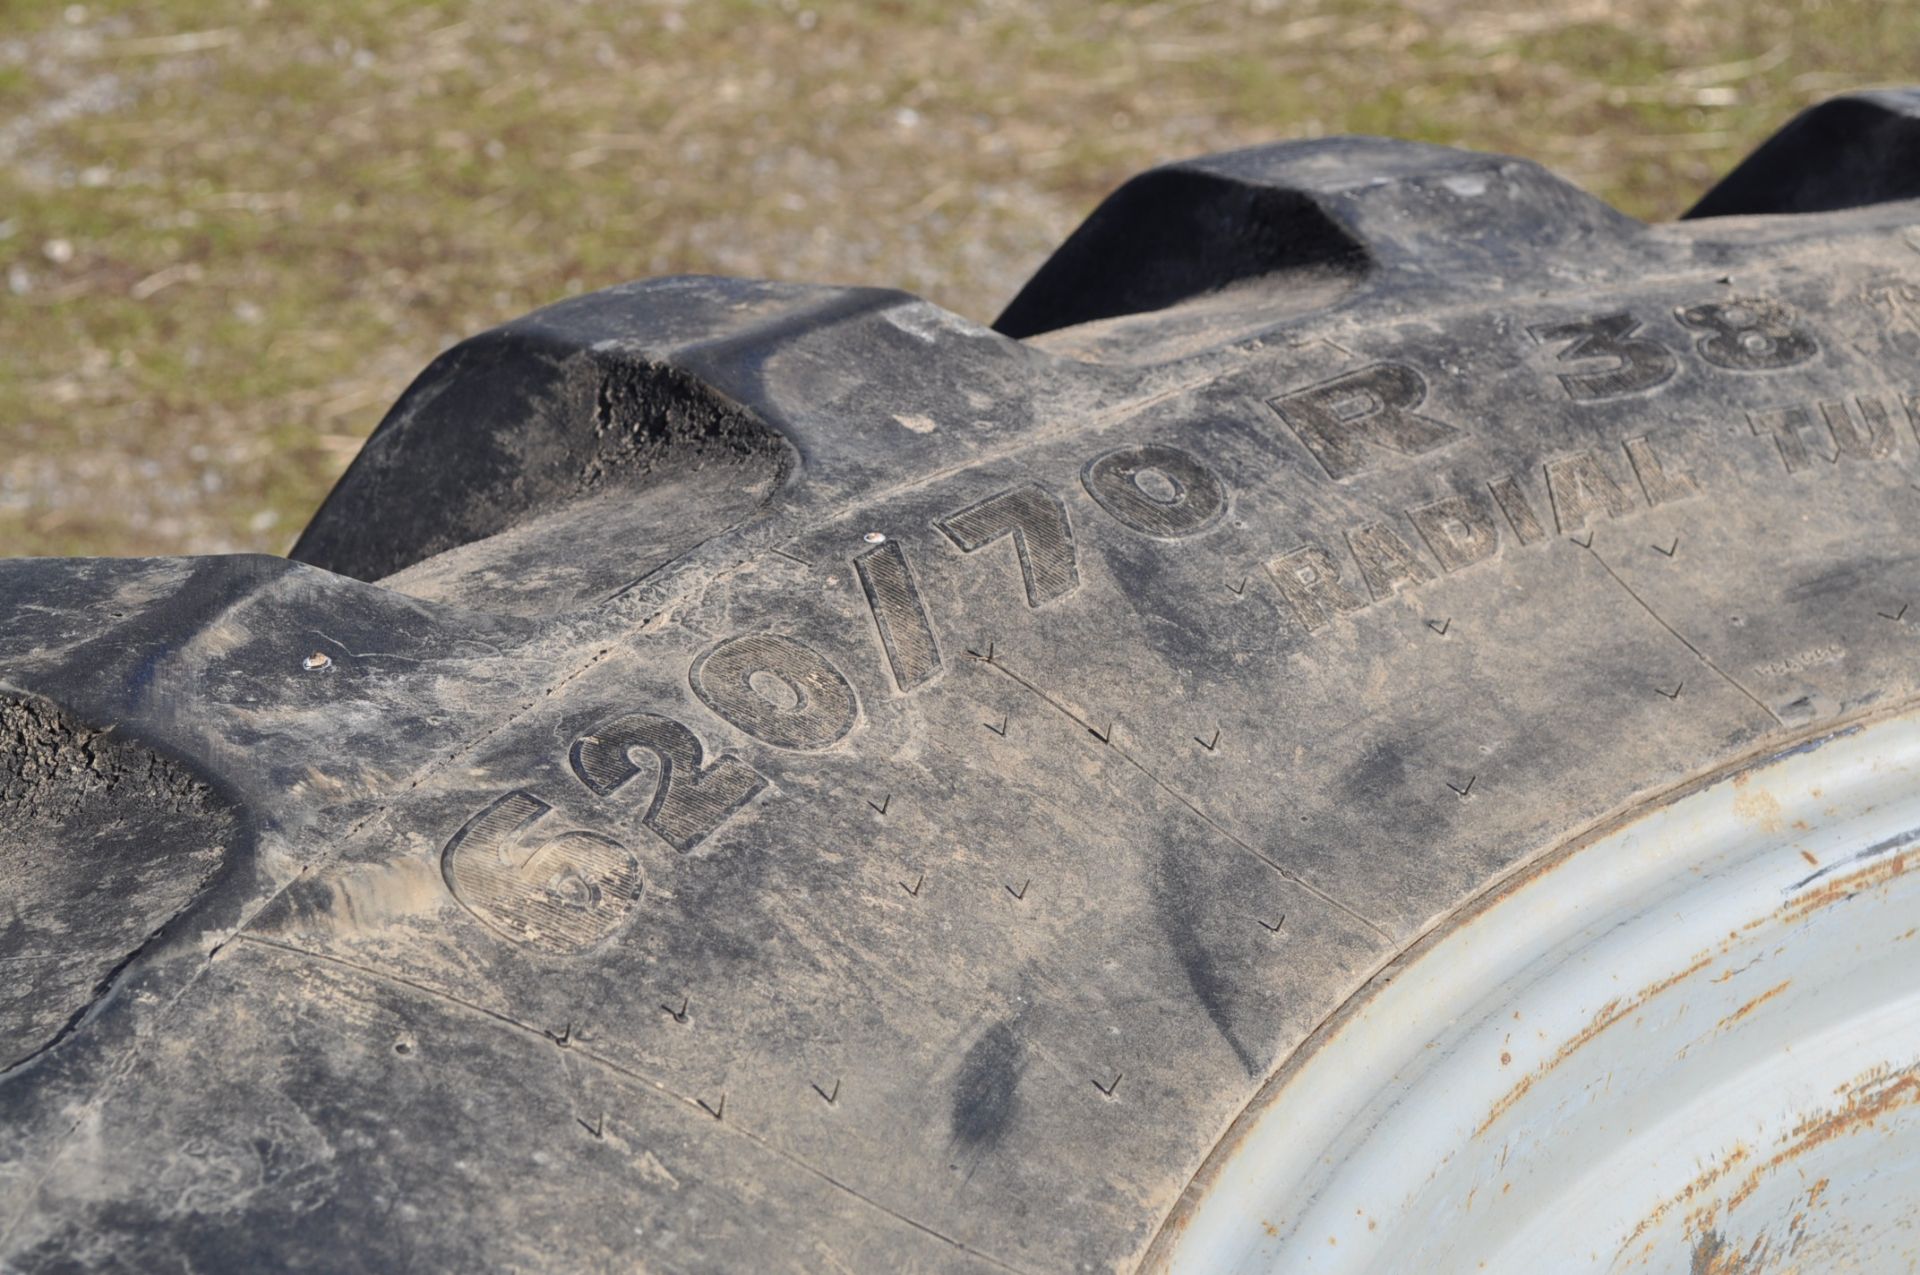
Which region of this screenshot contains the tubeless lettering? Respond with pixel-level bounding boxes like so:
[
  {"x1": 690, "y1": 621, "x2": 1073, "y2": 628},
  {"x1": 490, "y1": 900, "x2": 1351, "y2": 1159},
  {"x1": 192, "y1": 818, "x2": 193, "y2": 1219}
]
[
  {"x1": 1749, "y1": 404, "x2": 1815, "y2": 472},
  {"x1": 1081, "y1": 443, "x2": 1228, "y2": 538},
  {"x1": 1268, "y1": 363, "x2": 1464, "y2": 479},
  {"x1": 442, "y1": 791, "x2": 644, "y2": 955},
  {"x1": 854, "y1": 539, "x2": 942, "y2": 691},
  {"x1": 1530, "y1": 313, "x2": 1677, "y2": 400},
  {"x1": 1676, "y1": 298, "x2": 1817, "y2": 371},
  {"x1": 570, "y1": 712, "x2": 767, "y2": 853},
  {"x1": 1822, "y1": 396, "x2": 1896, "y2": 461},
  {"x1": 936, "y1": 484, "x2": 1079, "y2": 606},
  {"x1": 1749, "y1": 392, "x2": 1910, "y2": 473},
  {"x1": 691, "y1": 633, "x2": 859, "y2": 751}
]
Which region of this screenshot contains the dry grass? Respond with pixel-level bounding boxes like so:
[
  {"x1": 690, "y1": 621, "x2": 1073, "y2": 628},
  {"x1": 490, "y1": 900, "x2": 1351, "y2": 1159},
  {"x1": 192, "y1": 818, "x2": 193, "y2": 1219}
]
[{"x1": 2, "y1": 0, "x2": 1915, "y2": 557}]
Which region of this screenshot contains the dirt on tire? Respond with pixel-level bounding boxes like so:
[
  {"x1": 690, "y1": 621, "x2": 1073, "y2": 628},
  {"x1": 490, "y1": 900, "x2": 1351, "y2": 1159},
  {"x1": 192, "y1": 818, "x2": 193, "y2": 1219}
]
[{"x1": 6, "y1": 92, "x2": 1920, "y2": 1272}]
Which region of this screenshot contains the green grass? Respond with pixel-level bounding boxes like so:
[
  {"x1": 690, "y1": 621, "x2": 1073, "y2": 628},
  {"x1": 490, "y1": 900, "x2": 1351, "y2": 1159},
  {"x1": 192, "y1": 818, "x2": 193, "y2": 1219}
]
[{"x1": 2, "y1": 0, "x2": 1916, "y2": 556}]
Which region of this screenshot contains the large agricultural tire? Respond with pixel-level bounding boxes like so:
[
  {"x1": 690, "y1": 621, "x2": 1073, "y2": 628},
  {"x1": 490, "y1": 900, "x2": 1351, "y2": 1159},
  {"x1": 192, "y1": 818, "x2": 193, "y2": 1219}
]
[{"x1": 8, "y1": 92, "x2": 1920, "y2": 1272}]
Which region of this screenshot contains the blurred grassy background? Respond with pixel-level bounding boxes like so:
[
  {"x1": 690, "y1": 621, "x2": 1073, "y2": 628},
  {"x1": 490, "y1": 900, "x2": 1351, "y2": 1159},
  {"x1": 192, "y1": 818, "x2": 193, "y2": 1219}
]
[{"x1": 1, "y1": 0, "x2": 1913, "y2": 558}]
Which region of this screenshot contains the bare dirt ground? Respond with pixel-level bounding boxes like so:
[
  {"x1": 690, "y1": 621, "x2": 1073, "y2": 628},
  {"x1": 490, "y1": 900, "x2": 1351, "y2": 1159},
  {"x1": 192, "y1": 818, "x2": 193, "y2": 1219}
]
[{"x1": 1, "y1": 0, "x2": 1912, "y2": 558}]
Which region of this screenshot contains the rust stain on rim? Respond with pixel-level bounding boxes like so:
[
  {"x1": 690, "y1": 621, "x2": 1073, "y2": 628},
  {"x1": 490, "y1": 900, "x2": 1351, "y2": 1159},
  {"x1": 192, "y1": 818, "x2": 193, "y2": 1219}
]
[
  {"x1": 1723, "y1": 1067, "x2": 1920, "y2": 1216},
  {"x1": 1617, "y1": 1065, "x2": 1920, "y2": 1268},
  {"x1": 1679, "y1": 1072, "x2": 1916, "y2": 1273},
  {"x1": 1147, "y1": 704, "x2": 1920, "y2": 1273},
  {"x1": 1474, "y1": 953, "x2": 1715, "y2": 1140},
  {"x1": 1480, "y1": 839, "x2": 1920, "y2": 1144},
  {"x1": 1616, "y1": 1142, "x2": 1753, "y2": 1260},
  {"x1": 1714, "y1": 979, "x2": 1792, "y2": 1034},
  {"x1": 1781, "y1": 844, "x2": 1917, "y2": 925}
]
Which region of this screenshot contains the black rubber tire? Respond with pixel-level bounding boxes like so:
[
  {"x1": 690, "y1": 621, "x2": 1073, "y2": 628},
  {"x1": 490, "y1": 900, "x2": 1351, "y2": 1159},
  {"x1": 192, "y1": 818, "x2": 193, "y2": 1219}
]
[{"x1": 6, "y1": 93, "x2": 1920, "y2": 1272}]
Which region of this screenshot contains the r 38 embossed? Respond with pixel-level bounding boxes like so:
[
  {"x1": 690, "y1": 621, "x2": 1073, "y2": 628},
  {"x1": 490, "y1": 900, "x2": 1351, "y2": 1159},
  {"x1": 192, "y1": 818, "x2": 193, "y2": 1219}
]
[
  {"x1": 1530, "y1": 297, "x2": 1817, "y2": 402},
  {"x1": 439, "y1": 295, "x2": 1843, "y2": 955}
]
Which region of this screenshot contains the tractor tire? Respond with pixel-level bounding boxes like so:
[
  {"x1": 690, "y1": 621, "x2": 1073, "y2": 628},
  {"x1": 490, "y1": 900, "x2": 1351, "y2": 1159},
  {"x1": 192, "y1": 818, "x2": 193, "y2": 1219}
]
[{"x1": 7, "y1": 92, "x2": 1920, "y2": 1273}]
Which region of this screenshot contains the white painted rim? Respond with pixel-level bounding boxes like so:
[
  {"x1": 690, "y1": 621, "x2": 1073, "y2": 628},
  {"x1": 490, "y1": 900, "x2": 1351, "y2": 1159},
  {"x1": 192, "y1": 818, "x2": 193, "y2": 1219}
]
[{"x1": 1159, "y1": 708, "x2": 1920, "y2": 1273}]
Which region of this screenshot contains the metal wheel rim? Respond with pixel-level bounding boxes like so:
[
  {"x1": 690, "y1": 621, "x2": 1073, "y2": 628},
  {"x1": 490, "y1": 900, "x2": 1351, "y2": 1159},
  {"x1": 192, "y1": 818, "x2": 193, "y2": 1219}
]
[{"x1": 1160, "y1": 707, "x2": 1920, "y2": 1272}]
